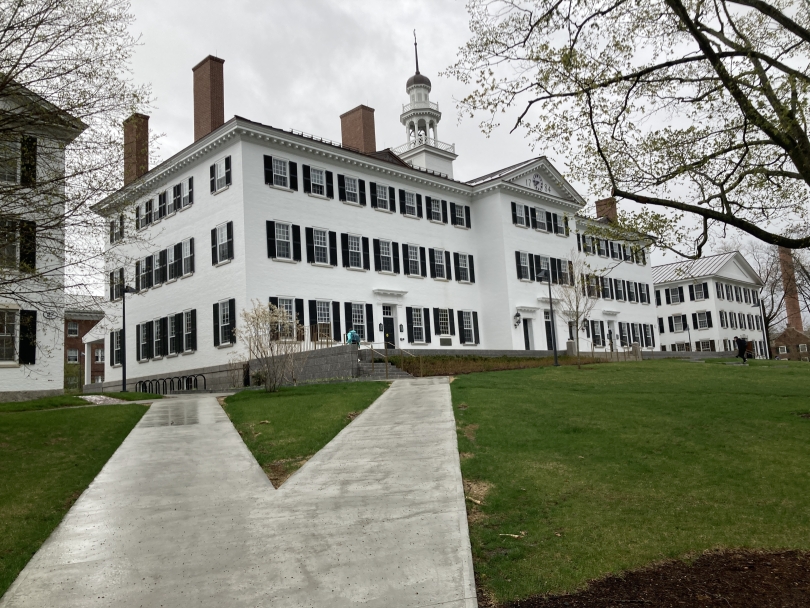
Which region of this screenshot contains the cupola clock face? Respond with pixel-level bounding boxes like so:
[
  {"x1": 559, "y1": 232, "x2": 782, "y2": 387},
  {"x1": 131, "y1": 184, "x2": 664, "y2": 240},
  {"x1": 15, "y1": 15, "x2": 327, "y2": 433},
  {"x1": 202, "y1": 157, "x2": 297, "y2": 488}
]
[{"x1": 526, "y1": 172, "x2": 553, "y2": 195}]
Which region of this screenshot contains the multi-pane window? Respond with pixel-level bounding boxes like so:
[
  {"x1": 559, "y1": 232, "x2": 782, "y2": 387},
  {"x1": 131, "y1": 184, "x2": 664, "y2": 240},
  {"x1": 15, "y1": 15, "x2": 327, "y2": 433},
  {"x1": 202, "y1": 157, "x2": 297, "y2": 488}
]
[
  {"x1": 435, "y1": 248, "x2": 446, "y2": 279},
  {"x1": 669, "y1": 287, "x2": 681, "y2": 304},
  {"x1": 67, "y1": 348, "x2": 79, "y2": 363},
  {"x1": 140, "y1": 324, "x2": 149, "y2": 360},
  {"x1": 601, "y1": 277, "x2": 612, "y2": 299},
  {"x1": 272, "y1": 158, "x2": 288, "y2": 188},
  {"x1": 700, "y1": 340, "x2": 711, "y2": 351},
  {"x1": 310, "y1": 167, "x2": 325, "y2": 196},
  {"x1": 215, "y1": 158, "x2": 229, "y2": 190},
  {"x1": 67, "y1": 321, "x2": 79, "y2": 337},
  {"x1": 597, "y1": 239, "x2": 607, "y2": 256},
  {"x1": 551, "y1": 212, "x2": 566, "y2": 235},
  {"x1": 344, "y1": 176, "x2": 359, "y2": 203},
  {"x1": 112, "y1": 330, "x2": 121, "y2": 365},
  {"x1": 457, "y1": 253, "x2": 470, "y2": 282},
  {"x1": 778, "y1": 345, "x2": 787, "y2": 354},
  {"x1": 558, "y1": 258, "x2": 570, "y2": 285},
  {"x1": 383, "y1": 305, "x2": 393, "y2": 317},
  {"x1": 277, "y1": 297, "x2": 295, "y2": 339},
  {"x1": 752, "y1": 291, "x2": 760, "y2": 305},
  {"x1": 614, "y1": 280, "x2": 625, "y2": 300},
  {"x1": 404, "y1": 191, "x2": 417, "y2": 216},
  {"x1": 743, "y1": 288, "x2": 751, "y2": 304},
  {"x1": 0, "y1": 142, "x2": 18, "y2": 183},
  {"x1": 734, "y1": 286, "x2": 742, "y2": 302},
  {"x1": 412, "y1": 308, "x2": 424, "y2": 342},
  {"x1": 152, "y1": 252, "x2": 162, "y2": 285},
  {"x1": 430, "y1": 199, "x2": 442, "y2": 221},
  {"x1": 537, "y1": 256, "x2": 550, "y2": 282},
  {"x1": 519, "y1": 252, "x2": 530, "y2": 280},
  {"x1": 95, "y1": 348, "x2": 104, "y2": 362},
  {"x1": 352, "y1": 303, "x2": 365, "y2": 340},
  {"x1": 276, "y1": 223, "x2": 292, "y2": 259},
  {"x1": 216, "y1": 224, "x2": 229, "y2": 262},
  {"x1": 167, "y1": 247, "x2": 177, "y2": 280},
  {"x1": 348, "y1": 235, "x2": 362, "y2": 268},
  {"x1": 756, "y1": 316, "x2": 762, "y2": 330},
  {"x1": 461, "y1": 311, "x2": 474, "y2": 344},
  {"x1": 184, "y1": 311, "x2": 194, "y2": 351},
  {"x1": 153, "y1": 319, "x2": 163, "y2": 357},
  {"x1": 800, "y1": 344, "x2": 808, "y2": 353},
  {"x1": 719, "y1": 310, "x2": 728, "y2": 328},
  {"x1": 314, "y1": 229, "x2": 329, "y2": 264},
  {"x1": 587, "y1": 275, "x2": 599, "y2": 298},
  {"x1": 408, "y1": 245, "x2": 420, "y2": 275},
  {"x1": 716, "y1": 282, "x2": 724, "y2": 299},
  {"x1": 592, "y1": 321, "x2": 603, "y2": 346},
  {"x1": 673, "y1": 315, "x2": 684, "y2": 332},
  {"x1": 376, "y1": 184, "x2": 389, "y2": 210},
  {"x1": 0, "y1": 219, "x2": 17, "y2": 267},
  {"x1": 725, "y1": 284, "x2": 733, "y2": 300},
  {"x1": 730, "y1": 312, "x2": 738, "y2": 329},
  {"x1": 439, "y1": 309, "x2": 450, "y2": 336},
  {"x1": 181, "y1": 178, "x2": 192, "y2": 207},
  {"x1": 182, "y1": 238, "x2": 193, "y2": 275},
  {"x1": 515, "y1": 205, "x2": 526, "y2": 226},
  {"x1": 219, "y1": 299, "x2": 231, "y2": 344},
  {"x1": 316, "y1": 301, "x2": 331, "y2": 339},
  {"x1": 140, "y1": 257, "x2": 152, "y2": 289},
  {"x1": 694, "y1": 283, "x2": 706, "y2": 300},
  {"x1": 455, "y1": 204, "x2": 466, "y2": 226},
  {"x1": 627, "y1": 281, "x2": 638, "y2": 302},
  {"x1": 747, "y1": 313, "x2": 755, "y2": 329},
  {"x1": 697, "y1": 311, "x2": 708, "y2": 329},
  {"x1": 379, "y1": 240, "x2": 392, "y2": 272},
  {"x1": 169, "y1": 315, "x2": 179, "y2": 354}
]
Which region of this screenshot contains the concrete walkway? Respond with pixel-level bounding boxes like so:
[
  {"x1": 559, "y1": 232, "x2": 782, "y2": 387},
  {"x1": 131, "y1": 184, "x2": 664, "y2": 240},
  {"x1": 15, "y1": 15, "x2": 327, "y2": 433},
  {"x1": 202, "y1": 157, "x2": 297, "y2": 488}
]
[{"x1": 0, "y1": 378, "x2": 476, "y2": 608}]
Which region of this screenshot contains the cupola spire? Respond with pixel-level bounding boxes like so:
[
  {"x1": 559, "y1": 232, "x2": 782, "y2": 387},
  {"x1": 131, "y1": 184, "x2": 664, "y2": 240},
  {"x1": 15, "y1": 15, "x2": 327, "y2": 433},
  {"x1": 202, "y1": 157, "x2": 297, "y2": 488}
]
[{"x1": 414, "y1": 30, "x2": 420, "y2": 74}]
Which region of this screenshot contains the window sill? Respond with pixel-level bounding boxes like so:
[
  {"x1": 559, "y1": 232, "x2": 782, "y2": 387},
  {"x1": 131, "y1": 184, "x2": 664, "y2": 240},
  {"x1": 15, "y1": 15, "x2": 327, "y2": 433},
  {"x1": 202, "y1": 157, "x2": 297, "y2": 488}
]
[
  {"x1": 453, "y1": 224, "x2": 470, "y2": 230},
  {"x1": 519, "y1": 278, "x2": 533, "y2": 283},
  {"x1": 433, "y1": 277, "x2": 450, "y2": 282},
  {"x1": 514, "y1": 223, "x2": 529, "y2": 229},
  {"x1": 307, "y1": 192, "x2": 329, "y2": 200},
  {"x1": 341, "y1": 200, "x2": 363, "y2": 207},
  {"x1": 268, "y1": 183, "x2": 292, "y2": 193},
  {"x1": 555, "y1": 233, "x2": 569, "y2": 238},
  {"x1": 111, "y1": 363, "x2": 121, "y2": 368},
  {"x1": 166, "y1": 278, "x2": 177, "y2": 285},
  {"x1": 152, "y1": 283, "x2": 162, "y2": 289},
  {"x1": 457, "y1": 280, "x2": 473, "y2": 285},
  {"x1": 179, "y1": 203, "x2": 193, "y2": 212},
  {"x1": 152, "y1": 356, "x2": 163, "y2": 361},
  {"x1": 311, "y1": 261, "x2": 334, "y2": 268},
  {"x1": 374, "y1": 206, "x2": 393, "y2": 214},
  {"x1": 273, "y1": 257, "x2": 298, "y2": 264},
  {"x1": 377, "y1": 270, "x2": 397, "y2": 276},
  {"x1": 182, "y1": 350, "x2": 195, "y2": 355},
  {"x1": 167, "y1": 353, "x2": 178, "y2": 358},
  {"x1": 217, "y1": 343, "x2": 233, "y2": 349},
  {"x1": 346, "y1": 266, "x2": 368, "y2": 272},
  {"x1": 215, "y1": 258, "x2": 232, "y2": 268},
  {"x1": 0, "y1": 361, "x2": 20, "y2": 368},
  {"x1": 406, "y1": 274, "x2": 424, "y2": 279},
  {"x1": 429, "y1": 219, "x2": 446, "y2": 226},
  {"x1": 402, "y1": 213, "x2": 420, "y2": 220},
  {"x1": 181, "y1": 272, "x2": 194, "y2": 279},
  {"x1": 213, "y1": 185, "x2": 231, "y2": 196},
  {"x1": 138, "y1": 359, "x2": 149, "y2": 364}
]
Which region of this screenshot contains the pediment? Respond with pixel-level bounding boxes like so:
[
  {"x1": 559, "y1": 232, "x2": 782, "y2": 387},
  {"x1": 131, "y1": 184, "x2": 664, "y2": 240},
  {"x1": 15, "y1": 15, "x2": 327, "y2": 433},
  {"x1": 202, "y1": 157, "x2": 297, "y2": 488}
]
[{"x1": 504, "y1": 158, "x2": 585, "y2": 205}]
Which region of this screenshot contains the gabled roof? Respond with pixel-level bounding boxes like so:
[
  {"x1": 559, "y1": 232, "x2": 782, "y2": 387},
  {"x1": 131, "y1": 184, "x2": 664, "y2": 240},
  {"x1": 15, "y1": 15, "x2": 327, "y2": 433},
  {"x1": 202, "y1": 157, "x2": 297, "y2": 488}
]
[
  {"x1": 2, "y1": 80, "x2": 87, "y2": 142},
  {"x1": 651, "y1": 251, "x2": 763, "y2": 286},
  {"x1": 466, "y1": 156, "x2": 586, "y2": 206}
]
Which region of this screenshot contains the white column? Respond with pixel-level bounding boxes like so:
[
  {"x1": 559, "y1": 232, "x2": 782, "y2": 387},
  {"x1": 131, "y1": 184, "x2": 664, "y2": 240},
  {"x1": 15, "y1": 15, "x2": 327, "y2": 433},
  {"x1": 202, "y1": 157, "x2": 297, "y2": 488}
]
[{"x1": 84, "y1": 342, "x2": 92, "y2": 387}]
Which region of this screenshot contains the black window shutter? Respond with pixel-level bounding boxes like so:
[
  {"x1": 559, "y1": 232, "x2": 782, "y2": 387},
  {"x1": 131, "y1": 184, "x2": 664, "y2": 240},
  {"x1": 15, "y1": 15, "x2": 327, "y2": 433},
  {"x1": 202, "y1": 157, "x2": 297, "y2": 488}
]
[
  {"x1": 308, "y1": 300, "x2": 317, "y2": 329},
  {"x1": 665, "y1": 289, "x2": 671, "y2": 304},
  {"x1": 445, "y1": 251, "x2": 452, "y2": 280},
  {"x1": 135, "y1": 260, "x2": 141, "y2": 291},
  {"x1": 392, "y1": 242, "x2": 401, "y2": 274},
  {"x1": 550, "y1": 257, "x2": 559, "y2": 283},
  {"x1": 515, "y1": 251, "x2": 522, "y2": 279},
  {"x1": 473, "y1": 312, "x2": 480, "y2": 344},
  {"x1": 469, "y1": 255, "x2": 476, "y2": 283},
  {"x1": 692, "y1": 313, "x2": 698, "y2": 330},
  {"x1": 429, "y1": 248, "x2": 436, "y2": 278},
  {"x1": 264, "y1": 155, "x2": 273, "y2": 185},
  {"x1": 211, "y1": 228, "x2": 218, "y2": 265},
  {"x1": 511, "y1": 202, "x2": 517, "y2": 224},
  {"x1": 159, "y1": 249, "x2": 167, "y2": 283},
  {"x1": 266, "y1": 221, "x2": 276, "y2": 258},
  {"x1": 399, "y1": 189, "x2": 406, "y2": 214},
  {"x1": 585, "y1": 319, "x2": 590, "y2": 338},
  {"x1": 189, "y1": 237, "x2": 195, "y2": 273},
  {"x1": 564, "y1": 216, "x2": 570, "y2": 236},
  {"x1": 419, "y1": 247, "x2": 427, "y2": 277},
  {"x1": 332, "y1": 301, "x2": 342, "y2": 341},
  {"x1": 109, "y1": 331, "x2": 115, "y2": 365},
  {"x1": 370, "y1": 182, "x2": 377, "y2": 208},
  {"x1": 19, "y1": 310, "x2": 37, "y2": 364},
  {"x1": 678, "y1": 286, "x2": 685, "y2": 302},
  {"x1": 189, "y1": 310, "x2": 197, "y2": 350},
  {"x1": 525, "y1": 206, "x2": 531, "y2": 226},
  {"x1": 577, "y1": 233, "x2": 582, "y2": 252},
  {"x1": 305, "y1": 227, "x2": 315, "y2": 263},
  {"x1": 213, "y1": 303, "x2": 220, "y2": 346},
  {"x1": 689, "y1": 284, "x2": 695, "y2": 301},
  {"x1": 529, "y1": 254, "x2": 536, "y2": 282},
  {"x1": 424, "y1": 308, "x2": 432, "y2": 343},
  {"x1": 326, "y1": 171, "x2": 334, "y2": 198},
  {"x1": 389, "y1": 187, "x2": 396, "y2": 212},
  {"x1": 454, "y1": 252, "x2": 460, "y2": 279},
  {"x1": 295, "y1": 298, "x2": 304, "y2": 326},
  {"x1": 174, "y1": 313, "x2": 184, "y2": 351},
  {"x1": 402, "y1": 243, "x2": 410, "y2": 275},
  {"x1": 289, "y1": 162, "x2": 298, "y2": 191},
  {"x1": 146, "y1": 322, "x2": 154, "y2": 359},
  {"x1": 600, "y1": 321, "x2": 606, "y2": 345},
  {"x1": 228, "y1": 299, "x2": 236, "y2": 343},
  {"x1": 546, "y1": 211, "x2": 553, "y2": 231},
  {"x1": 344, "y1": 302, "x2": 353, "y2": 332},
  {"x1": 710, "y1": 339, "x2": 716, "y2": 352},
  {"x1": 433, "y1": 308, "x2": 440, "y2": 334},
  {"x1": 337, "y1": 174, "x2": 346, "y2": 201},
  {"x1": 362, "y1": 237, "x2": 370, "y2": 270},
  {"x1": 174, "y1": 243, "x2": 182, "y2": 276},
  {"x1": 668, "y1": 316, "x2": 675, "y2": 332},
  {"x1": 224, "y1": 156, "x2": 231, "y2": 186},
  {"x1": 706, "y1": 311, "x2": 713, "y2": 328},
  {"x1": 416, "y1": 194, "x2": 423, "y2": 218},
  {"x1": 406, "y1": 307, "x2": 414, "y2": 343},
  {"x1": 20, "y1": 136, "x2": 37, "y2": 187},
  {"x1": 703, "y1": 282, "x2": 709, "y2": 299},
  {"x1": 658, "y1": 318, "x2": 665, "y2": 333},
  {"x1": 292, "y1": 225, "x2": 302, "y2": 261},
  {"x1": 109, "y1": 271, "x2": 114, "y2": 301},
  {"x1": 449, "y1": 309, "x2": 456, "y2": 335},
  {"x1": 442, "y1": 200, "x2": 448, "y2": 224},
  {"x1": 634, "y1": 283, "x2": 640, "y2": 301},
  {"x1": 373, "y1": 239, "x2": 381, "y2": 271},
  {"x1": 161, "y1": 317, "x2": 168, "y2": 356},
  {"x1": 465, "y1": 206, "x2": 471, "y2": 229},
  {"x1": 135, "y1": 324, "x2": 141, "y2": 361},
  {"x1": 269, "y1": 296, "x2": 279, "y2": 308},
  {"x1": 450, "y1": 202, "x2": 457, "y2": 225},
  {"x1": 365, "y1": 303, "x2": 374, "y2": 342},
  {"x1": 329, "y1": 231, "x2": 338, "y2": 266},
  {"x1": 656, "y1": 290, "x2": 661, "y2": 306},
  {"x1": 188, "y1": 177, "x2": 194, "y2": 204},
  {"x1": 359, "y1": 180, "x2": 366, "y2": 206},
  {"x1": 303, "y1": 165, "x2": 311, "y2": 193},
  {"x1": 19, "y1": 220, "x2": 36, "y2": 270},
  {"x1": 341, "y1": 233, "x2": 349, "y2": 267},
  {"x1": 110, "y1": 220, "x2": 115, "y2": 243},
  {"x1": 227, "y1": 222, "x2": 234, "y2": 260},
  {"x1": 210, "y1": 164, "x2": 216, "y2": 192},
  {"x1": 458, "y1": 311, "x2": 465, "y2": 343}
]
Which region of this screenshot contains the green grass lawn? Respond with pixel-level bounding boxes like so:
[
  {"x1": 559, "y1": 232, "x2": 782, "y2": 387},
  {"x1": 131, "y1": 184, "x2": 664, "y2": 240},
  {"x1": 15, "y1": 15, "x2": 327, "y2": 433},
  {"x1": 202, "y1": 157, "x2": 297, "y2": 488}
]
[
  {"x1": 223, "y1": 382, "x2": 388, "y2": 487},
  {"x1": 0, "y1": 392, "x2": 161, "y2": 414},
  {"x1": 452, "y1": 359, "x2": 810, "y2": 604},
  {"x1": 0, "y1": 404, "x2": 148, "y2": 597}
]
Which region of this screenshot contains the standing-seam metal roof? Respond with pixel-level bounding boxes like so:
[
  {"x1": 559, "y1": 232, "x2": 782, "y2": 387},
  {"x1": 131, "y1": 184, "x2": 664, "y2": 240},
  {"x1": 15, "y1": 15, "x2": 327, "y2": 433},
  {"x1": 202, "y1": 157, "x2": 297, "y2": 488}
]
[{"x1": 651, "y1": 251, "x2": 762, "y2": 285}]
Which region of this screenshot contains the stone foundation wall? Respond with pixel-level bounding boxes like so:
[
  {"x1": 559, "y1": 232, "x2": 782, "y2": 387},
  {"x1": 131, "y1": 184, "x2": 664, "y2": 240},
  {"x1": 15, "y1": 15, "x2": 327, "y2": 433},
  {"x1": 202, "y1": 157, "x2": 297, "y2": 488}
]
[{"x1": 0, "y1": 388, "x2": 64, "y2": 402}]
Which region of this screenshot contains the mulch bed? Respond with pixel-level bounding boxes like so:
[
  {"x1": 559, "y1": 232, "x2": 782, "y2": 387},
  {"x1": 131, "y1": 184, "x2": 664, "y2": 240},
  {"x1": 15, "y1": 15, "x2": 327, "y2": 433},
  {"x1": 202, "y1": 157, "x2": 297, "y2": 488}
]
[{"x1": 482, "y1": 550, "x2": 810, "y2": 607}]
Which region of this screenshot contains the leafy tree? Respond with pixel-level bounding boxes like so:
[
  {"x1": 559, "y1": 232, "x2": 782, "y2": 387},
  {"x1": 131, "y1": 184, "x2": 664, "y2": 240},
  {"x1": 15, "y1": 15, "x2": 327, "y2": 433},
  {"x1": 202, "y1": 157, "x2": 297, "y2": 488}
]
[{"x1": 447, "y1": 0, "x2": 810, "y2": 256}]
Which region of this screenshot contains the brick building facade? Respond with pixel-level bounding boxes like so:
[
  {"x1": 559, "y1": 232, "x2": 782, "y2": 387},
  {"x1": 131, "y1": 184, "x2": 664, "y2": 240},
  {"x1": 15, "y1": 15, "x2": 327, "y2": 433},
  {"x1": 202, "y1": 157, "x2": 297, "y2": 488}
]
[
  {"x1": 64, "y1": 307, "x2": 104, "y2": 389},
  {"x1": 771, "y1": 326, "x2": 810, "y2": 361}
]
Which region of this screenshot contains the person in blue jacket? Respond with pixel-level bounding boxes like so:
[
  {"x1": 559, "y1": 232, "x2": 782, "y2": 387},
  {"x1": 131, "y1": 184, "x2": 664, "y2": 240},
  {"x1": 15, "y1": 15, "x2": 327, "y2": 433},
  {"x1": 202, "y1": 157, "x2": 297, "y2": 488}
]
[{"x1": 347, "y1": 329, "x2": 360, "y2": 345}]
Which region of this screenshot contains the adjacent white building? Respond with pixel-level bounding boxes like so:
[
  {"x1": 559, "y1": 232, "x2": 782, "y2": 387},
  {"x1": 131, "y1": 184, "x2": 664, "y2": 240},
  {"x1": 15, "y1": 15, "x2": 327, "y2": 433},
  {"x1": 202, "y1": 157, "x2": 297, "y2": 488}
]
[
  {"x1": 651, "y1": 251, "x2": 768, "y2": 356},
  {"x1": 0, "y1": 84, "x2": 85, "y2": 399},
  {"x1": 93, "y1": 54, "x2": 658, "y2": 391}
]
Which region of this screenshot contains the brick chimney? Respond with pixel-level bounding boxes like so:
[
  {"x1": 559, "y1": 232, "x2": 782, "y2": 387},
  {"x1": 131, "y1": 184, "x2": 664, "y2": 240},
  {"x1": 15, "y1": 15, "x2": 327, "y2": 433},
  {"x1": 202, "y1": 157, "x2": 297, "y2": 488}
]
[
  {"x1": 595, "y1": 197, "x2": 617, "y2": 223},
  {"x1": 193, "y1": 55, "x2": 225, "y2": 141},
  {"x1": 779, "y1": 246, "x2": 804, "y2": 332},
  {"x1": 340, "y1": 105, "x2": 377, "y2": 154},
  {"x1": 123, "y1": 113, "x2": 149, "y2": 185}
]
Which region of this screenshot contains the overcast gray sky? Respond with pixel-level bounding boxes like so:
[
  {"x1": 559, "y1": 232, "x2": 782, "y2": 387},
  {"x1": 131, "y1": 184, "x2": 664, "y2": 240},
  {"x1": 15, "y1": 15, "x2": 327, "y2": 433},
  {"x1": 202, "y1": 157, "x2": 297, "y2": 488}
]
[{"x1": 128, "y1": 0, "x2": 565, "y2": 185}]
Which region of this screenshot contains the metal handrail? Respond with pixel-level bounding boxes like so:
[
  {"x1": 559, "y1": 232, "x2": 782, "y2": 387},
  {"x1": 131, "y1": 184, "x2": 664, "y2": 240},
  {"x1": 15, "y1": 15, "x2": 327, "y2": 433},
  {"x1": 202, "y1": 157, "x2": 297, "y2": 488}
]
[{"x1": 358, "y1": 342, "x2": 423, "y2": 378}]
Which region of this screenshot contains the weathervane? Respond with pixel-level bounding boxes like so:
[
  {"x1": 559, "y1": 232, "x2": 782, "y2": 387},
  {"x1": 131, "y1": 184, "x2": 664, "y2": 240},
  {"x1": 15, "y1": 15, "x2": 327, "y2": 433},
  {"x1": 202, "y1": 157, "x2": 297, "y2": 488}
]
[{"x1": 413, "y1": 29, "x2": 420, "y2": 74}]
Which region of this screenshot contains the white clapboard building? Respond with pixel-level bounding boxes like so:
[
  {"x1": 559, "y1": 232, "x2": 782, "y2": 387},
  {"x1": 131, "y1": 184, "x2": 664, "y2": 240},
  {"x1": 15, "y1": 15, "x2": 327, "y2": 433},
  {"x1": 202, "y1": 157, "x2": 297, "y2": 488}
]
[
  {"x1": 93, "y1": 54, "x2": 658, "y2": 390},
  {"x1": 651, "y1": 251, "x2": 768, "y2": 356}
]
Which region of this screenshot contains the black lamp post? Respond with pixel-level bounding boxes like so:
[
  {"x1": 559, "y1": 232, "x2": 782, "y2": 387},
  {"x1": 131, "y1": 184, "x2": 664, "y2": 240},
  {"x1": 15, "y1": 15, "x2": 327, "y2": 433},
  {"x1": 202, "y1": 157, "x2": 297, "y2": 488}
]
[
  {"x1": 121, "y1": 285, "x2": 136, "y2": 392},
  {"x1": 539, "y1": 269, "x2": 560, "y2": 367}
]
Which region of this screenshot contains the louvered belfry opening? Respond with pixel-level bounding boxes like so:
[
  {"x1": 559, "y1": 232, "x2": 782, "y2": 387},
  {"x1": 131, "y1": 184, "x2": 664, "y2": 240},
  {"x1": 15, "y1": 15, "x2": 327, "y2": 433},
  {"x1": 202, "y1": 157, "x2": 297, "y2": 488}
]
[
  {"x1": 123, "y1": 113, "x2": 149, "y2": 185},
  {"x1": 340, "y1": 105, "x2": 377, "y2": 154},
  {"x1": 193, "y1": 55, "x2": 225, "y2": 141}
]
